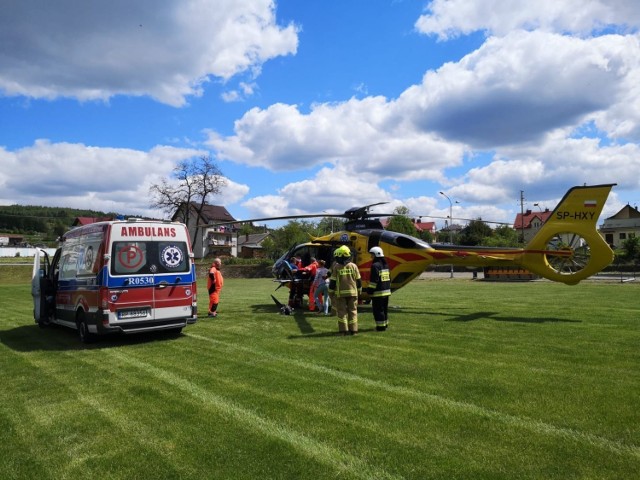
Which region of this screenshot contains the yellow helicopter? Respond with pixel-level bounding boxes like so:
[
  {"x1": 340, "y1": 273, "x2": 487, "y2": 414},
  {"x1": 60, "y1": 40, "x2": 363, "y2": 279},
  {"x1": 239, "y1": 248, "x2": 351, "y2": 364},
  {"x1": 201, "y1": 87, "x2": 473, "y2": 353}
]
[{"x1": 209, "y1": 184, "x2": 616, "y2": 304}]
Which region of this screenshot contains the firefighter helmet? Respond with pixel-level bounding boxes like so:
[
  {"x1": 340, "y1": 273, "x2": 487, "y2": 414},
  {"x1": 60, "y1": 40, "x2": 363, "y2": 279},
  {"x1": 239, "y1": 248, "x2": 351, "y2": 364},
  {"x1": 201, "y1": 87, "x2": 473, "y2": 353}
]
[
  {"x1": 369, "y1": 246, "x2": 384, "y2": 258},
  {"x1": 334, "y1": 245, "x2": 352, "y2": 258}
]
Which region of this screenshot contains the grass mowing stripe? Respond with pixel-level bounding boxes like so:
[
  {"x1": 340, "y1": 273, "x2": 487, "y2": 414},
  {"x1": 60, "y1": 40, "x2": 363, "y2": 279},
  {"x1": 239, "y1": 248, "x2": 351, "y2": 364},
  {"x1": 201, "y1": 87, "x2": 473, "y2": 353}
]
[
  {"x1": 105, "y1": 349, "x2": 404, "y2": 480},
  {"x1": 186, "y1": 332, "x2": 640, "y2": 460},
  {"x1": 9, "y1": 350, "x2": 190, "y2": 479},
  {"x1": 159, "y1": 339, "x2": 432, "y2": 450},
  {"x1": 131, "y1": 338, "x2": 443, "y2": 458}
]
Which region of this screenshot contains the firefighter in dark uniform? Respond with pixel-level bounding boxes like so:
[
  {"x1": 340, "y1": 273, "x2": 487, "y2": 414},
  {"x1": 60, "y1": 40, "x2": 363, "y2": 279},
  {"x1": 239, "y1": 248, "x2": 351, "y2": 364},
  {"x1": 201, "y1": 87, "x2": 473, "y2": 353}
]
[{"x1": 367, "y1": 246, "x2": 391, "y2": 331}]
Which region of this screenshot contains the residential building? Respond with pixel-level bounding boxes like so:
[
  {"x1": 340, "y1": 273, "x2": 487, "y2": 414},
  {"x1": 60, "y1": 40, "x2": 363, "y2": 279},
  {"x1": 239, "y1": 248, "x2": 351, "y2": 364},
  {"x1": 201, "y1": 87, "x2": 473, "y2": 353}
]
[
  {"x1": 380, "y1": 218, "x2": 436, "y2": 237},
  {"x1": 172, "y1": 203, "x2": 238, "y2": 258},
  {"x1": 237, "y1": 232, "x2": 271, "y2": 259},
  {"x1": 437, "y1": 222, "x2": 463, "y2": 243},
  {"x1": 414, "y1": 219, "x2": 436, "y2": 237},
  {"x1": 513, "y1": 208, "x2": 553, "y2": 243},
  {"x1": 0, "y1": 233, "x2": 24, "y2": 246},
  {"x1": 72, "y1": 216, "x2": 113, "y2": 227},
  {"x1": 599, "y1": 204, "x2": 640, "y2": 248}
]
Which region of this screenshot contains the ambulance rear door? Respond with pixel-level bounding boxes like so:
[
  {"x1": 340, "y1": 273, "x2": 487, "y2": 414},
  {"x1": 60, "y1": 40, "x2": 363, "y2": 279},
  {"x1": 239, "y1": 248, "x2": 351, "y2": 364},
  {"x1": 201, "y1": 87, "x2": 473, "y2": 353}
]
[
  {"x1": 151, "y1": 232, "x2": 195, "y2": 322},
  {"x1": 108, "y1": 222, "x2": 194, "y2": 324}
]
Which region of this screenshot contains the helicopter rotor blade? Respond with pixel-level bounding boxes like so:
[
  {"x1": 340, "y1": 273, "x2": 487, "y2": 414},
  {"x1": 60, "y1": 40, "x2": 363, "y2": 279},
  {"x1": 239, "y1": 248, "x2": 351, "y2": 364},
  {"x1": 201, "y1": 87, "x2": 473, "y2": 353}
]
[
  {"x1": 198, "y1": 213, "x2": 345, "y2": 228},
  {"x1": 198, "y1": 203, "x2": 397, "y2": 228},
  {"x1": 414, "y1": 214, "x2": 510, "y2": 225}
]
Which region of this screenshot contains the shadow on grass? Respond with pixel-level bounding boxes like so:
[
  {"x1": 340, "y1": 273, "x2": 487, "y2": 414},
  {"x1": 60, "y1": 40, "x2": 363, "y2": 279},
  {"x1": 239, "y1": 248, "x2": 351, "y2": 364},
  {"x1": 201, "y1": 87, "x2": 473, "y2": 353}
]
[
  {"x1": 249, "y1": 303, "x2": 283, "y2": 314},
  {"x1": 0, "y1": 324, "x2": 186, "y2": 352},
  {"x1": 440, "y1": 310, "x2": 581, "y2": 323},
  {"x1": 287, "y1": 327, "x2": 378, "y2": 339},
  {"x1": 249, "y1": 302, "x2": 319, "y2": 334},
  {"x1": 386, "y1": 306, "x2": 580, "y2": 323}
]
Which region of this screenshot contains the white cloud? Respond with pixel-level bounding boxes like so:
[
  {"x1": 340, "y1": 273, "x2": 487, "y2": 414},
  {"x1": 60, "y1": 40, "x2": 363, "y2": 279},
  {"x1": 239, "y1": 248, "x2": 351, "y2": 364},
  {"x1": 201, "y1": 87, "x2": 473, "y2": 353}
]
[
  {"x1": 206, "y1": 28, "x2": 640, "y2": 213},
  {"x1": 3, "y1": 1, "x2": 638, "y2": 226},
  {"x1": 206, "y1": 96, "x2": 466, "y2": 180},
  {"x1": 445, "y1": 132, "x2": 640, "y2": 211},
  {"x1": 402, "y1": 31, "x2": 640, "y2": 146},
  {"x1": 0, "y1": 140, "x2": 222, "y2": 218},
  {"x1": 0, "y1": 0, "x2": 298, "y2": 106},
  {"x1": 221, "y1": 81, "x2": 258, "y2": 103},
  {"x1": 241, "y1": 165, "x2": 395, "y2": 218},
  {"x1": 416, "y1": 0, "x2": 640, "y2": 39},
  {"x1": 241, "y1": 195, "x2": 291, "y2": 219},
  {"x1": 210, "y1": 179, "x2": 250, "y2": 206}
]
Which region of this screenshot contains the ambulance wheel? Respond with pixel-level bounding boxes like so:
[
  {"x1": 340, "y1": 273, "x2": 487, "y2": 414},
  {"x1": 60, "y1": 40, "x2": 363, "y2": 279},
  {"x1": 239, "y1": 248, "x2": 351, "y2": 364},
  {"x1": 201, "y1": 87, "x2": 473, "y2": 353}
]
[{"x1": 76, "y1": 311, "x2": 95, "y2": 344}]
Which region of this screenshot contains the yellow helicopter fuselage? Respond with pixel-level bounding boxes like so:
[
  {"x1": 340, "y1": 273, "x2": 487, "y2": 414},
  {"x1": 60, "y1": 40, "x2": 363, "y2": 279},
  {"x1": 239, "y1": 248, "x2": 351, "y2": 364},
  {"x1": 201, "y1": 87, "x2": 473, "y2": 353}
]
[{"x1": 275, "y1": 184, "x2": 615, "y2": 293}]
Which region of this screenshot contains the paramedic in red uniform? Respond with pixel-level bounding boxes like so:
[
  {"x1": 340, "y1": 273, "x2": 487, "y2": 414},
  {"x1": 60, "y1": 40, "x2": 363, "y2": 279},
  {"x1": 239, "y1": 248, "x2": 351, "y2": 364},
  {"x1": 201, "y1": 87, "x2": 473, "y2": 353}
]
[
  {"x1": 207, "y1": 258, "x2": 224, "y2": 317},
  {"x1": 302, "y1": 257, "x2": 319, "y2": 310}
]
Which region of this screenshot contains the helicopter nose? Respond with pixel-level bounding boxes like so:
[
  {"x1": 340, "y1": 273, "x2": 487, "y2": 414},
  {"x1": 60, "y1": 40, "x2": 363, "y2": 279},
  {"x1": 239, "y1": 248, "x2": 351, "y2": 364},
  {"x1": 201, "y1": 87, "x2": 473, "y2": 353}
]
[{"x1": 272, "y1": 260, "x2": 282, "y2": 277}]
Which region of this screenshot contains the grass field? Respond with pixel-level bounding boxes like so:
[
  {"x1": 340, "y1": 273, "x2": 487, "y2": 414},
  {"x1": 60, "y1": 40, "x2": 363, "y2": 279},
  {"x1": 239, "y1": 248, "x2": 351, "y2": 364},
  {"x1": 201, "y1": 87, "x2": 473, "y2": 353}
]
[{"x1": 1, "y1": 275, "x2": 639, "y2": 479}]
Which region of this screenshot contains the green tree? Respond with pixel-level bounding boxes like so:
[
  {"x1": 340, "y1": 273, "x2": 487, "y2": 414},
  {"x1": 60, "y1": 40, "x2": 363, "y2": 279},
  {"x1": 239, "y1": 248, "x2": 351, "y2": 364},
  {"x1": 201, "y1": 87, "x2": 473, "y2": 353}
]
[
  {"x1": 621, "y1": 236, "x2": 640, "y2": 263},
  {"x1": 260, "y1": 236, "x2": 279, "y2": 260},
  {"x1": 418, "y1": 229, "x2": 434, "y2": 243},
  {"x1": 481, "y1": 225, "x2": 519, "y2": 247},
  {"x1": 459, "y1": 219, "x2": 493, "y2": 246},
  {"x1": 385, "y1": 206, "x2": 417, "y2": 236},
  {"x1": 50, "y1": 221, "x2": 68, "y2": 241},
  {"x1": 317, "y1": 216, "x2": 344, "y2": 235},
  {"x1": 266, "y1": 220, "x2": 319, "y2": 259}
]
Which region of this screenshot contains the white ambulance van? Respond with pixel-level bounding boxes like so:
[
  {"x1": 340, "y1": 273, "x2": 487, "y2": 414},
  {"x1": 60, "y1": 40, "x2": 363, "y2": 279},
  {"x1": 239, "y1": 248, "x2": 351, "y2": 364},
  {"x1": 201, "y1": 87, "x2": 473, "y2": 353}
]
[{"x1": 32, "y1": 219, "x2": 198, "y2": 342}]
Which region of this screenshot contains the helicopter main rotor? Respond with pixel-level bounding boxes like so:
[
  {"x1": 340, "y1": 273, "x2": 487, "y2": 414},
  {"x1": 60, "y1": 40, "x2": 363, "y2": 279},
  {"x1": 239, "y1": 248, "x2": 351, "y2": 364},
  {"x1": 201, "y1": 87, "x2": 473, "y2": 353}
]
[{"x1": 200, "y1": 202, "x2": 395, "y2": 228}]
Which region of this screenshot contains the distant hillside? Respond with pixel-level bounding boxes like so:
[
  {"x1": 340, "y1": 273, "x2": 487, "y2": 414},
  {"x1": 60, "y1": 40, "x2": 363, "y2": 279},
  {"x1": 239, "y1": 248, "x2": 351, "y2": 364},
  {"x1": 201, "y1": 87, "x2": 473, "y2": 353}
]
[{"x1": 0, "y1": 204, "x2": 121, "y2": 239}]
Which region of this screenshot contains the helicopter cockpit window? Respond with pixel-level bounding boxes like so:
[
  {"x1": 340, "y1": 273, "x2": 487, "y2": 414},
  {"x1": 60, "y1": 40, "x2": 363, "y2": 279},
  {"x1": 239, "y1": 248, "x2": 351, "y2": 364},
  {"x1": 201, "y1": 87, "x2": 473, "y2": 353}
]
[{"x1": 380, "y1": 231, "x2": 430, "y2": 250}]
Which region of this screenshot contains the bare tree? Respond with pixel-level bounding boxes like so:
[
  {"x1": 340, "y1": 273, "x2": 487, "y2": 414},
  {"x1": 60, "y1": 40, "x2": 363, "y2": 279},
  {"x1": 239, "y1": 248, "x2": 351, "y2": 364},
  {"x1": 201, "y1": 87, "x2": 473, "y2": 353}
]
[{"x1": 149, "y1": 155, "x2": 226, "y2": 249}]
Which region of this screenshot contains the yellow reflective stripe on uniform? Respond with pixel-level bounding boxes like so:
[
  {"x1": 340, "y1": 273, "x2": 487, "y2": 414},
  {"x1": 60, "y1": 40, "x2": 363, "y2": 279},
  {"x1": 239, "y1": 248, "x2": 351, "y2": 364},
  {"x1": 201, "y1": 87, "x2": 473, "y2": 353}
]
[
  {"x1": 370, "y1": 290, "x2": 391, "y2": 297},
  {"x1": 335, "y1": 264, "x2": 360, "y2": 297}
]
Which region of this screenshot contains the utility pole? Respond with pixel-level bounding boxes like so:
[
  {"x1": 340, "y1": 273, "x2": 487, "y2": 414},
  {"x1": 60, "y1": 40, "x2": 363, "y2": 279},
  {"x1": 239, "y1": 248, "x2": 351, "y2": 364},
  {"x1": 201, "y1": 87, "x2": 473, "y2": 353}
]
[{"x1": 520, "y1": 190, "x2": 525, "y2": 244}]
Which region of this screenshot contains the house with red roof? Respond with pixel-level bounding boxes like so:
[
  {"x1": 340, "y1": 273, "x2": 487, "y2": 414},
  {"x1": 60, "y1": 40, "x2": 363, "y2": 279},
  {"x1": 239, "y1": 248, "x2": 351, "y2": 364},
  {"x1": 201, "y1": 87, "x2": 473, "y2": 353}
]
[
  {"x1": 380, "y1": 217, "x2": 437, "y2": 238},
  {"x1": 72, "y1": 216, "x2": 113, "y2": 227},
  {"x1": 513, "y1": 208, "x2": 553, "y2": 243}
]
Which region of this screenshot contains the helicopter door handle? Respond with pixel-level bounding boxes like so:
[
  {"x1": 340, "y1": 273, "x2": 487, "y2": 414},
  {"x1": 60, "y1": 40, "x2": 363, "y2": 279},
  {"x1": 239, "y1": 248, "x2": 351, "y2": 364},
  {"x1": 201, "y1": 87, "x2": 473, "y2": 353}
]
[{"x1": 157, "y1": 281, "x2": 169, "y2": 289}]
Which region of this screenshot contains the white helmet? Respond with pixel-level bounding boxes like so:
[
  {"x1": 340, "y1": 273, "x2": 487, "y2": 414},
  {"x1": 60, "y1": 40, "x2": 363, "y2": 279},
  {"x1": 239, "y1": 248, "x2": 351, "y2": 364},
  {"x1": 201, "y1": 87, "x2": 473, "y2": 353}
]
[{"x1": 369, "y1": 246, "x2": 384, "y2": 258}]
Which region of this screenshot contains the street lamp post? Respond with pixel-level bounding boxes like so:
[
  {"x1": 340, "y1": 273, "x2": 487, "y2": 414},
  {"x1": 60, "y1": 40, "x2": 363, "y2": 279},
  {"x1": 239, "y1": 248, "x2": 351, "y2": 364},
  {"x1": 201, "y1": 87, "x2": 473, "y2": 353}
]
[{"x1": 439, "y1": 191, "x2": 454, "y2": 278}]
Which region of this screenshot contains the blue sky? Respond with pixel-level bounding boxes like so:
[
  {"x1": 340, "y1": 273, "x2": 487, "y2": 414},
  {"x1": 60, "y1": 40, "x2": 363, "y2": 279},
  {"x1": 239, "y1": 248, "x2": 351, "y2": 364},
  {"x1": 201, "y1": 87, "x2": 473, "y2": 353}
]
[{"x1": 1, "y1": 0, "x2": 640, "y2": 229}]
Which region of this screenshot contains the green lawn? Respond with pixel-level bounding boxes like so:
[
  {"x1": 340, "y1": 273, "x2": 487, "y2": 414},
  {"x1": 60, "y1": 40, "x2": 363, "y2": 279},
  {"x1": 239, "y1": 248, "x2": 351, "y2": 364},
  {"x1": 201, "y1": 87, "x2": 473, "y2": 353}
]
[{"x1": 1, "y1": 276, "x2": 639, "y2": 479}]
